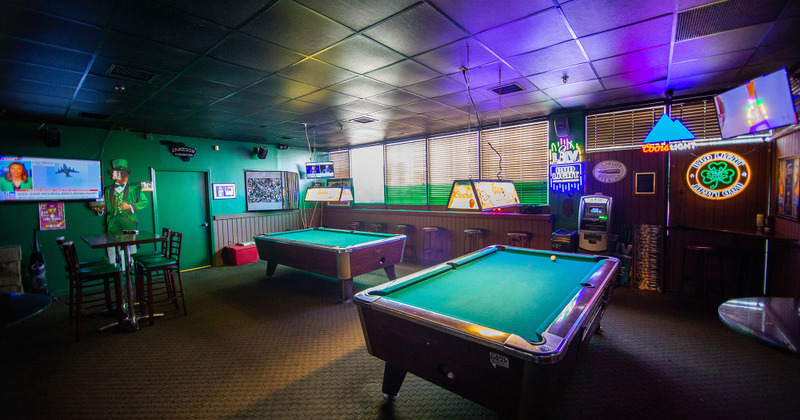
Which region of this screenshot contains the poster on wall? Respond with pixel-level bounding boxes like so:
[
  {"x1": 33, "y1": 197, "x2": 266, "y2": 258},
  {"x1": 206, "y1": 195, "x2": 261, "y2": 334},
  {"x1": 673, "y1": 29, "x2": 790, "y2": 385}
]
[
  {"x1": 38, "y1": 202, "x2": 65, "y2": 230},
  {"x1": 777, "y1": 156, "x2": 799, "y2": 220}
]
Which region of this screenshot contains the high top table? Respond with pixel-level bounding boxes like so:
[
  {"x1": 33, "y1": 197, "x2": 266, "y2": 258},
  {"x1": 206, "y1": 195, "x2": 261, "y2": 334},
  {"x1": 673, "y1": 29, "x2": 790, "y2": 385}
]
[
  {"x1": 1, "y1": 293, "x2": 53, "y2": 329},
  {"x1": 81, "y1": 231, "x2": 167, "y2": 330}
]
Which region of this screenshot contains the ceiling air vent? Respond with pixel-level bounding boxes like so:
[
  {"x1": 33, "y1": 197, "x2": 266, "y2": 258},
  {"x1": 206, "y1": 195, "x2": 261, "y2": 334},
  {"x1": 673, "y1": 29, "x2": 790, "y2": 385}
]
[
  {"x1": 675, "y1": 0, "x2": 785, "y2": 42},
  {"x1": 107, "y1": 64, "x2": 158, "y2": 82},
  {"x1": 490, "y1": 82, "x2": 524, "y2": 95},
  {"x1": 350, "y1": 116, "x2": 377, "y2": 124},
  {"x1": 78, "y1": 111, "x2": 109, "y2": 120}
]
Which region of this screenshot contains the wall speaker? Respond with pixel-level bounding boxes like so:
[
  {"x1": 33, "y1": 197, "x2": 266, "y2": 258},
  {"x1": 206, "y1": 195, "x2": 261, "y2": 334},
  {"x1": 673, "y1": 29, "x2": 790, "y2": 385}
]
[
  {"x1": 554, "y1": 115, "x2": 569, "y2": 138},
  {"x1": 255, "y1": 146, "x2": 268, "y2": 159},
  {"x1": 41, "y1": 127, "x2": 61, "y2": 147}
]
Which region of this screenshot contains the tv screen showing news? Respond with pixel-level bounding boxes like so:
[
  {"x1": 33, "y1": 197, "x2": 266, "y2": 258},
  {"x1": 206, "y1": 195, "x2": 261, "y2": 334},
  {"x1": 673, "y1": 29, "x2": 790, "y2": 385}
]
[
  {"x1": 305, "y1": 161, "x2": 334, "y2": 179},
  {"x1": 714, "y1": 68, "x2": 797, "y2": 139},
  {"x1": 0, "y1": 156, "x2": 102, "y2": 202}
]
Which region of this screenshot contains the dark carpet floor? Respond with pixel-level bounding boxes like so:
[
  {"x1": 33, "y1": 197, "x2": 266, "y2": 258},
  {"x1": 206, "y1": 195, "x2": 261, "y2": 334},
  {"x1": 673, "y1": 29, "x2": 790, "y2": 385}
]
[{"x1": 1, "y1": 261, "x2": 798, "y2": 419}]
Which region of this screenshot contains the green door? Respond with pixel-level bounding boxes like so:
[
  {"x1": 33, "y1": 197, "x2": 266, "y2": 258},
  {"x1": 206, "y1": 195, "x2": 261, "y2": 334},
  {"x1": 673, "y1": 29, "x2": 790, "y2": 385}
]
[{"x1": 151, "y1": 170, "x2": 211, "y2": 270}]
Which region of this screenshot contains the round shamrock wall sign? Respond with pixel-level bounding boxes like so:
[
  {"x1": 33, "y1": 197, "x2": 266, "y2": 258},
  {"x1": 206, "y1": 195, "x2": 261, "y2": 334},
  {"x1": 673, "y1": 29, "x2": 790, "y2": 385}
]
[{"x1": 686, "y1": 151, "x2": 750, "y2": 200}]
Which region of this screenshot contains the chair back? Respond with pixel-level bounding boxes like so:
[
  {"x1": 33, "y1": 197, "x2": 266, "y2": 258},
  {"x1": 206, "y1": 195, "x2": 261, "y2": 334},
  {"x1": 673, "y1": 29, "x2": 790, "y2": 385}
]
[
  {"x1": 61, "y1": 241, "x2": 81, "y2": 277},
  {"x1": 158, "y1": 227, "x2": 172, "y2": 254},
  {"x1": 167, "y1": 231, "x2": 183, "y2": 263},
  {"x1": 55, "y1": 237, "x2": 70, "y2": 267}
]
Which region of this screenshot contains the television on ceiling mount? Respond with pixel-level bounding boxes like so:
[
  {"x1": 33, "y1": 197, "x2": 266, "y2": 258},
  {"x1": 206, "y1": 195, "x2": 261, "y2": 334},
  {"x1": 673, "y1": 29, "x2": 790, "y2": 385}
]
[
  {"x1": 0, "y1": 156, "x2": 102, "y2": 202},
  {"x1": 305, "y1": 161, "x2": 334, "y2": 179},
  {"x1": 714, "y1": 68, "x2": 798, "y2": 139}
]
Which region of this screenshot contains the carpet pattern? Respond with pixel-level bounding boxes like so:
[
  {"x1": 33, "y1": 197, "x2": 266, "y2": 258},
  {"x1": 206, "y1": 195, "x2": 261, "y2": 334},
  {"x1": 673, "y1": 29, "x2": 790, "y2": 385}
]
[{"x1": 1, "y1": 261, "x2": 798, "y2": 419}]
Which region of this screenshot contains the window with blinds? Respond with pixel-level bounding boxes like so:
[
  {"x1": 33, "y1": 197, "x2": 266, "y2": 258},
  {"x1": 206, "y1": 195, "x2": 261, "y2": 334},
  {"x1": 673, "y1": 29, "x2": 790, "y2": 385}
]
[
  {"x1": 480, "y1": 121, "x2": 550, "y2": 204},
  {"x1": 585, "y1": 106, "x2": 666, "y2": 151},
  {"x1": 669, "y1": 98, "x2": 721, "y2": 140},
  {"x1": 329, "y1": 150, "x2": 350, "y2": 179},
  {"x1": 385, "y1": 139, "x2": 427, "y2": 205},
  {"x1": 428, "y1": 131, "x2": 479, "y2": 205},
  {"x1": 350, "y1": 145, "x2": 384, "y2": 203}
]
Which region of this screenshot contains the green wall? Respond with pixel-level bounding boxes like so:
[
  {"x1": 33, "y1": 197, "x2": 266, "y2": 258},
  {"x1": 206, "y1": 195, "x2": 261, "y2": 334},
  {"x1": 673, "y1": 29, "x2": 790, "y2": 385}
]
[{"x1": 0, "y1": 119, "x2": 321, "y2": 296}]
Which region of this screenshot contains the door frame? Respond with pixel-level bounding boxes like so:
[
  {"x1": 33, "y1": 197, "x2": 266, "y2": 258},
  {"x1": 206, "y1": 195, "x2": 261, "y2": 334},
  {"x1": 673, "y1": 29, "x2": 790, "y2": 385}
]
[{"x1": 150, "y1": 168, "x2": 214, "y2": 270}]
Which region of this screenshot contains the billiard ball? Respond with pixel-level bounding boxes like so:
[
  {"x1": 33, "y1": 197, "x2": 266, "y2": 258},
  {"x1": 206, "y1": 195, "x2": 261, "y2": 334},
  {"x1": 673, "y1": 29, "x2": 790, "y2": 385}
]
[{"x1": 550, "y1": 255, "x2": 557, "y2": 261}]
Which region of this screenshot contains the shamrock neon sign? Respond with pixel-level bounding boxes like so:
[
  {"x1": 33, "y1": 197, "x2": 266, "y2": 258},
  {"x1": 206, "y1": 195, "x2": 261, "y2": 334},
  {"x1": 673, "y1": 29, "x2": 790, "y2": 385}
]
[
  {"x1": 699, "y1": 161, "x2": 736, "y2": 189},
  {"x1": 686, "y1": 151, "x2": 750, "y2": 200}
]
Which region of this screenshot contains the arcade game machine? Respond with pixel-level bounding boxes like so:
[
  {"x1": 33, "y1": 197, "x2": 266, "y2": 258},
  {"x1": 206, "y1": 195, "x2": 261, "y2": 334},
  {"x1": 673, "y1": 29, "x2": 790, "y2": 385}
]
[{"x1": 578, "y1": 194, "x2": 613, "y2": 253}]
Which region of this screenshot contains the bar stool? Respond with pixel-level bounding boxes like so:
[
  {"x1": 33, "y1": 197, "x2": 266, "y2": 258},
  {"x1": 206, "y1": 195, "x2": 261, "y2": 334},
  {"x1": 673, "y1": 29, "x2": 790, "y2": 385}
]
[
  {"x1": 678, "y1": 244, "x2": 725, "y2": 309},
  {"x1": 507, "y1": 232, "x2": 531, "y2": 248},
  {"x1": 463, "y1": 228, "x2": 484, "y2": 254},
  {"x1": 422, "y1": 227, "x2": 443, "y2": 264},
  {"x1": 394, "y1": 224, "x2": 415, "y2": 262},
  {"x1": 346, "y1": 221, "x2": 361, "y2": 231},
  {"x1": 368, "y1": 223, "x2": 386, "y2": 233}
]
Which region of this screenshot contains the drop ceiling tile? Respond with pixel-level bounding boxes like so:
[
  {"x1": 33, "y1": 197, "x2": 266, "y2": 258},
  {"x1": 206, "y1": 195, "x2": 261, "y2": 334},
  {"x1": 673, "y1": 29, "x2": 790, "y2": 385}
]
[
  {"x1": 414, "y1": 39, "x2": 497, "y2": 75},
  {"x1": 505, "y1": 41, "x2": 587, "y2": 77},
  {"x1": 761, "y1": 16, "x2": 800, "y2": 46},
  {"x1": 399, "y1": 99, "x2": 450, "y2": 114},
  {"x1": 424, "y1": 107, "x2": 470, "y2": 122},
  {"x1": 369, "y1": 107, "x2": 419, "y2": 121},
  {"x1": 0, "y1": 37, "x2": 91, "y2": 73},
  {"x1": 366, "y1": 60, "x2": 442, "y2": 87},
  {"x1": 210, "y1": 33, "x2": 304, "y2": 73},
  {"x1": 296, "y1": 0, "x2": 419, "y2": 31},
  {"x1": 363, "y1": 3, "x2": 467, "y2": 56},
  {"x1": 592, "y1": 44, "x2": 670, "y2": 77},
  {"x1": 207, "y1": 99, "x2": 271, "y2": 116},
  {"x1": 368, "y1": 89, "x2": 425, "y2": 106},
  {"x1": 404, "y1": 76, "x2": 465, "y2": 97},
  {"x1": 429, "y1": 0, "x2": 554, "y2": 33},
  {"x1": 328, "y1": 76, "x2": 394, "y2": 98},
  {"x1": 601, "y1": 66, "x2": 667, "y2": 89},
  {"x1": 98, "y1": 31, "x2": 199, "y2": 73},
  {"x1": 543, "y1": 79, "x2": 604, "y2": 99},
  {"x1": 299, "y1": 89, "x2": 358, "y2": 106},
  {"x1": 433, "y1": 89, "x2": 490, "y2": 107},
  {"x1": 183, "y1": 56, "x2": 269, "y2": 88},
  {"x1": 747, "y1": 43, "x2": 800, "y2": 68},
  {"x1": 276, "y1": 58, "x2": 357, "y2": 89},
  {"x1": 0, "y1": 4, "x2": 104, "y2": 52},
  {"x1": 670, "y1": 50, "x2": 754, "y2": 80},
  {"x1": 337, "y1": 99, "x2": 389, "y2": 114},
  {"x1": 672, "y1": 23, "x2": 772, "y2": 62},
  {"x1": 557, "y1": 91, "x2": 613, "y2": 109},
  {"x1": 580, "y1": 15, "x2": 673, "y2": 60},
  {"x1": 509, "y1": 100, "x2": 562, "y2": 117},
  {"x1": 494, "y1": 90, "x2": 550, "y2": 107},
  {"x1": 115, "y1": 1, "x2": 229, "y2": 53},
  {"x1": 456, "y1": 62, "x2": 516, "y2": 90},
  {"x1": 274, "y1": 98, "x2": 328, "y2": 114},
  {"x1": 605, "y1": 80, "x2": 668, "y2": 101},
  {"x1": 226, "y1": 89, "x2": 288, "y2": 108},
  {"x1": 250, "y1": 75, "x2": 319, "y2": 98},
  {"x1": 0, "y1": 78, "x2": 71, "y2": 100},
  {"x1": 667, "y1": 70, "x2": 736, "y2": 91},
  {"x1": 475, "y1": 8, "x2": 572, "y2": 58},
  {"x1": 166, "y1": 77, "x2": 240, "y2": 99},
  {"x1": 241, "y1": 0, "x2": 354, "y2": 55},
  {"x1": 562, "y1": 0, "x2": 673, "y2": 37},
  {"x1": 0, "y1": 60, "x2": 82, "y2": 87},
  {"x1": 314, "y1": 35, "x2": 405, "y2": 74},
  {"x1": 81, "y1": 74, "x2": 162, "y2": 99},
  {"x1": 157, "y1": 0, "x2": 271, "y2": 28},
  {"x1": 528, "y1": 63, "x2": 597, "y2": 90}
]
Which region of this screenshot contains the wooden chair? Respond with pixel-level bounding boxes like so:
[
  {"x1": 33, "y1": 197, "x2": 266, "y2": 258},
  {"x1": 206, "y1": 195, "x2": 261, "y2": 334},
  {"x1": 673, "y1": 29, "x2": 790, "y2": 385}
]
[
  {"x1": 60, "y1": 241, "x2": 124, "y2": 341},
  {"x1": 132, "y1": 227, "x2": 171, "y2": 262},
  {"x1": 56, "y1": 237, "x2": 112, "y2": 327},
  {"x1": 135, "y1": 231, "x2": 187, "y2": 325}
]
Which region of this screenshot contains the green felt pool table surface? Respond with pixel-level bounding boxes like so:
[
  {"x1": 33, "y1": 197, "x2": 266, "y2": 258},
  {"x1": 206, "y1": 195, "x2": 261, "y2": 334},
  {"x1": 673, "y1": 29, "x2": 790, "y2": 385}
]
[
  {"x1": 368, "y1": 247, "x2": 607, "y2": 343},
  {"x1": 261, "y1": 227, "x2": 398, "y2": 248}
]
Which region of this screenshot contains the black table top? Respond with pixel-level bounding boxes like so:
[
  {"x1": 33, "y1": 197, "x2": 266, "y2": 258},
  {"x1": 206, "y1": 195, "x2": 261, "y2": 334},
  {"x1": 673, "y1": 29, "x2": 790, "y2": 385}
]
[
  {"x1": 81, "y1": 231, "x2": 166, "y2": 249},
  {"x1": 719, "y1": 297, "x2": 800, "y2": 353},
  {"x1": 1, "y1": 293, "x2": 53, "y2": 329}
]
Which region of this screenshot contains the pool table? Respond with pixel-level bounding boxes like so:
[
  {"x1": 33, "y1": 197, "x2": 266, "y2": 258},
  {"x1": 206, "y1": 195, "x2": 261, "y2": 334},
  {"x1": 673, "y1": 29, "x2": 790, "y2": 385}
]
[
  {"x1": 253, "y1": 228, "x2": 406, "y2": 301},
  {"x1": 354, "y1": 245, "x2": 619, "y2": 418}
]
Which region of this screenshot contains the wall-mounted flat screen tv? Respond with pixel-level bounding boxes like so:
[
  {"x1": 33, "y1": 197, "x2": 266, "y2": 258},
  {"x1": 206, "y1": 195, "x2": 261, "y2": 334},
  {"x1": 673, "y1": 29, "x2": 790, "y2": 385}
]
[
  {"x1": 714, "y1": 68, "x2": 798, "y2": 139},
  {"x1": 305, "y1": 161, "x2": 334, "y2": 179},
  {"x1": 0, "y1": 156, "x2": 102, "y2": 202}
]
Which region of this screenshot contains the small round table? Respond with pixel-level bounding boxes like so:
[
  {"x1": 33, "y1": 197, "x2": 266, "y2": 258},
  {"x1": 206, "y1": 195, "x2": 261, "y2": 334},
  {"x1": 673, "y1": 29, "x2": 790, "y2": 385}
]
[{"x1": 1, "y1": 293, "x2": 53, "y2": 329}]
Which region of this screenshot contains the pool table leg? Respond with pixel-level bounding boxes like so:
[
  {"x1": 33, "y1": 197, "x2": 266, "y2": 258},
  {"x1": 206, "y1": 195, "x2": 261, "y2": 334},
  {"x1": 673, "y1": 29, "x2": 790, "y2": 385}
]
[
  {"x1": 340, "y1": 278, "x2": 353, "y2": 302},
  {"x1": 265, "y1": 261, "x2": 277, "y2": 277},
  {"x1": 381, "y1": 362, "x2": 407, "y2": 399},
  {"x1": 383, "y1": 265, "x2": 397, "y2": 280}
]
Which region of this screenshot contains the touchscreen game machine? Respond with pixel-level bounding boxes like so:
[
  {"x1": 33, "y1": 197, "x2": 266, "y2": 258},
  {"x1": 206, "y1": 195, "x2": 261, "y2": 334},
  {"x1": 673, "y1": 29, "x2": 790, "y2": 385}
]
[{"x1": 578, "y1": 194, "x2": 613, "y2": 253}]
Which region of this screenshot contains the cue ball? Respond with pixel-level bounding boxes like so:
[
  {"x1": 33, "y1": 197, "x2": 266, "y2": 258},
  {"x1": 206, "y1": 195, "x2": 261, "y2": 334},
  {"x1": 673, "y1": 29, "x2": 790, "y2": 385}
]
[{"x1": 550, "y1": 255, "x2": 557, "y2": 261}]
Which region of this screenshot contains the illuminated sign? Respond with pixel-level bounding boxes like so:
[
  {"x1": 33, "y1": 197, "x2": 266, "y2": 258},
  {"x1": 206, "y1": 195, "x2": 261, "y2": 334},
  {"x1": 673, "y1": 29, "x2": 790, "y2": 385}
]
[
  {"x1": 550, "y1": 163, "x2": 583, "y2": 192},
  {"x1": 550, "y1": 137, "x2": 582, "y2": 164},
  {"x1": 641, "y1": 114, "x2": 696, "y2": 153},
  {"x1": 304, "y1": 187, "x2": 352, "y2": 202},
  {"x1": 686, "y1": 151, "x2": 751, "y2": 200},
  {"x1": 447, "y1": 180, "x2": 520, "y2": 211}
]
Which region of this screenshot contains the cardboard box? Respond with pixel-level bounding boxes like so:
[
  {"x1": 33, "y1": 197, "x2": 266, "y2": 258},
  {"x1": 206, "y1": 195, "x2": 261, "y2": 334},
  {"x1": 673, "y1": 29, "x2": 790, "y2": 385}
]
[{"x1": 0, "y1": 245, "x2": 23, "y2": 293}]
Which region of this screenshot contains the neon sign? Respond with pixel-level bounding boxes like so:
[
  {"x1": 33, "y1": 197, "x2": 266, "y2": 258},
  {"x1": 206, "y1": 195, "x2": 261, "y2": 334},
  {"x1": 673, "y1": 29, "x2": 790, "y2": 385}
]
[
  {"x1": 550, "y1": 137, "x2": 584, "y2": 192},
  {"x1": 641, "y1": 114, "x2": 695, "y2": 153},
  {"x1": 686, "y1": 151, "x2": 751, "y2": 200}
]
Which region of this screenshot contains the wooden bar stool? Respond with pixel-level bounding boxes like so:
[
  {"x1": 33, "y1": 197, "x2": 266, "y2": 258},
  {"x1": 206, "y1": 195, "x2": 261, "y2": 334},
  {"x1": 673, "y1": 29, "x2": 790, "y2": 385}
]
[
  {"x1": 463, "y1": 228, "x2": 484, "y2": 254},
  {"x1": 346, "y1": 221, "x2": 361, "y2": 231},
  {"x1": 422, "y1": 227, "x2": 443, "y2": 264},
  {"x1": 507, "y1": 232, "x2": 531, "y2": 248},
  {"x1": 368, "y1": 223, "x2": 386, "y2": 233},
  {"x1": 394, "y1": 224, "x2": 414, "y2": 262},
  {"x1": 678, "y1": 244, "x2": 725, "y2": 309}
]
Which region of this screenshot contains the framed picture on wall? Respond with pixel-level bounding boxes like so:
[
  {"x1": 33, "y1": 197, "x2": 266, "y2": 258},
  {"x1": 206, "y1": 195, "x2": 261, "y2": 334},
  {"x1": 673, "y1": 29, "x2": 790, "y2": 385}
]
[
  {"x1": 776, "y1": 156, "x2": 799, "y2": 220},
  {"x1": 635, "y1": 172, "x2": 656, "y2": 195},
  {"x1": 212, "y1": 183, "x2": 236, "y2": 200}
]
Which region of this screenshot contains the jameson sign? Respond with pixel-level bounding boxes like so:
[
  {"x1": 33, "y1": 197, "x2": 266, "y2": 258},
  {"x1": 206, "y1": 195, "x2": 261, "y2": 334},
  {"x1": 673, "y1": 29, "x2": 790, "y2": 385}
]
[{"x1": 160, "y1": 140, "x2": 196, "y2": 162}]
